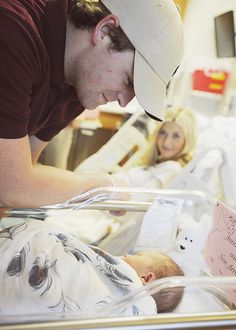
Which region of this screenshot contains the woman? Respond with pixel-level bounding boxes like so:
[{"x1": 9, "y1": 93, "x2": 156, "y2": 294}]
[
  {"x1": 46, "y1": 106, "x2": 197, "y2": 249},
  {"x1": 113, "y1": 106, "x2": 197, "y2": 189}
]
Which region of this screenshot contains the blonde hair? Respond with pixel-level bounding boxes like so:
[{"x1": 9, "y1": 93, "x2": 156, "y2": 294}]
[{"x1": 139, "y1": 106, "x2": 197, "y2": 167}]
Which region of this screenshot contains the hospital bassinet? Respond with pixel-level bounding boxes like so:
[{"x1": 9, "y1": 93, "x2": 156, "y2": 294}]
[{"x1": 0, "y1": 187, "x2": 236, "y2": 330}]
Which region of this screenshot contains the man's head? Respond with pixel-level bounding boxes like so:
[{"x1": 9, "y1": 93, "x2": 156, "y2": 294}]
[
  {"x1": 66, "y1": 0, "x2": 135, "y2": 110},
  {"x1": 123, "y1": 250, "x2": 184, "y2": 312},
  {"x1": 68, "y1": 0, "x2": 184, "y2": 120}
]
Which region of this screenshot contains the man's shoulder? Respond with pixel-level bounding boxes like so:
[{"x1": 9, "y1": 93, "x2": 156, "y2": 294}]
[{"x1": 0, "y1": 0, "x2": 47, "y2": 30}]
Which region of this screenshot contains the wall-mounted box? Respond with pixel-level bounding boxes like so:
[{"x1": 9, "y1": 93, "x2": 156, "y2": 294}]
[{"x1": 192, "y1": 70, "x2": 229, "y2": 94}]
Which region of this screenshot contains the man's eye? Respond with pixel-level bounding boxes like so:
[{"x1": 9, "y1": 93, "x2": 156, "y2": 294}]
[{"x1": 128, "y1": 78, "x2": 133, "y2": 87}]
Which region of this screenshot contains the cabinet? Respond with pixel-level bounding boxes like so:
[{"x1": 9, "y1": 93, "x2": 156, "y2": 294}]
[
  {"x1": 67, "y1": 127, "x2": 117, "y2": 171},
  {"x1": 67, "y1": 111, "x2": 125, "y2": 171}
]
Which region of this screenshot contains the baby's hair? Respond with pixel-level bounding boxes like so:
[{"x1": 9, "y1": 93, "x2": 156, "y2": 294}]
[{"x1": 151, "y1": 253, "x2": 184, "y2": 313}]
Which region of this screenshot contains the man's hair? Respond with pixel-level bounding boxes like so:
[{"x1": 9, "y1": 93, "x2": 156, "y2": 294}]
[
  {"x1": 69, "y1": 0, "x2": 134, "y2": 52},
  {"x1": 151, "y1": 253, "x2": 184, "y2": 313}
]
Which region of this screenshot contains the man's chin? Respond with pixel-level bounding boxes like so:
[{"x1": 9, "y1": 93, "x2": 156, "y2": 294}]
[
  {"x1": 85, "y1": 106, "x2": 98, "y2": 110},
  {"x1": 85, "y1": 101, "x2": 108, "y2": 110}
]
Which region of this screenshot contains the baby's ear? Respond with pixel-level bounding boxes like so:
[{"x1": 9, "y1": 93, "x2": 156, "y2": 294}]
[{"x1": 142, "y1": 272, "x2": 156, "y2": 284}]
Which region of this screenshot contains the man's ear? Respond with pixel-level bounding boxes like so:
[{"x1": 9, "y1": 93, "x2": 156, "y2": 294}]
[
  {"x1": 92, "y1": 14, "x2": 120, "y2": 45},
  {"x1": 142, "y1": 272, "x2": 156, "y2": 284}
]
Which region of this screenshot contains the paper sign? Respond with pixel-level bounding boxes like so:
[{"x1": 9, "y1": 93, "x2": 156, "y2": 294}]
[
  {"x1": 134, "y1": 196, "x2": 184, "y2": 252},
  {"x1": 206, "y1": 201, "x2": 236, "y2": 306}
]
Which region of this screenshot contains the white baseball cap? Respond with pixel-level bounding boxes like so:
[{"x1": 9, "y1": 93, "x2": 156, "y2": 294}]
[{"x1": 100, "y1": 0, "x2": 184, "y2": 121}]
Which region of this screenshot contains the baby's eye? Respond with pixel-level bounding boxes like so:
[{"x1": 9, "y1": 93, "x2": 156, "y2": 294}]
[
  {"x1": 190, "y1": 239, "x2": 193, "y2": 242},
  {"x1": 185, "y1": 237, "x2": 188, "y2": 240}
]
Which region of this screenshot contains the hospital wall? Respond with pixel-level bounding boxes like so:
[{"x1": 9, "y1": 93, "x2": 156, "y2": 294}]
[
  {"x1": 169, "y1": 0, "x2": 236, "y2": 115},
  {"x1": 184, "y1": 0, "x2": 236, "y2": 62}
]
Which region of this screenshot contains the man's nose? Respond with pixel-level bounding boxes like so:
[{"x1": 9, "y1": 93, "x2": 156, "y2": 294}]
[{"x1": 117, "y1": 88, "x2": 135, "y2": 107}]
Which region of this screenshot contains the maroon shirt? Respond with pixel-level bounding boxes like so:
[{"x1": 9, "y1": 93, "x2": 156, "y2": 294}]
[{"x1": 0, "y1": 0, "x2": 84, "y2": 141}]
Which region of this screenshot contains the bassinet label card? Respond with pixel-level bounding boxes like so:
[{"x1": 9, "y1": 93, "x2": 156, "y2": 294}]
[
  {"x1": 206, "y1": 201, "x2": 236, "y2": 306},
  {"x1": 134, "y1": 196, "x2": 184, "y2": 252}
]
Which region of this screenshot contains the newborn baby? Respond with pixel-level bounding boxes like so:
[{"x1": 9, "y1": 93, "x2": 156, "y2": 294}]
[{"x1": 0, "y1": 220, "x2": 183, "y2": 316}]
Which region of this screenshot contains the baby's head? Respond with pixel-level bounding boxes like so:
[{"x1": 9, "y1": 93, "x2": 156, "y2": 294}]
[{"x1": 123, "y1": 250, "x2": 184, "y2": 313}]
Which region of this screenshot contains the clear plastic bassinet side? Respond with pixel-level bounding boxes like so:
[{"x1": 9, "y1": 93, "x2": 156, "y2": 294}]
[
  {"x1": 0, "y1": 189, "x2": 236, "y2": 329},
  {"x1": 0, "y1": 188, "x2": 214, "y2": 255}
]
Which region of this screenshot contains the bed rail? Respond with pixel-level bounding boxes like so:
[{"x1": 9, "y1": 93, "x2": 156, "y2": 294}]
[
  {"x1": 1, "y1": 276, "x2": 236, "y2": 330},
  {"x1": 0, "y1": 189, "x2": 236, "y2": 330},
  {"x1": 1, "y1": 312, "x2": 236, "y2": 330},
  {"x1": 0, "y1": 187, "x2": 215, "y2": 220}
]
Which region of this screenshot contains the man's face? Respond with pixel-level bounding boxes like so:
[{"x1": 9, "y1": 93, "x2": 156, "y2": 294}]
[{"x1": 72, "y1": 45, "x2": 135, "y2": 110}]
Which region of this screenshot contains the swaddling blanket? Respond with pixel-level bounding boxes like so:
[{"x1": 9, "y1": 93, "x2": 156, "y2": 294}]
[{"x1": 0, "y1": 220, "x2": 156, "y2": 317}]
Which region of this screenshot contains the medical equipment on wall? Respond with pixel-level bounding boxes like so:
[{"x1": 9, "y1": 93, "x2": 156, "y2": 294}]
[{"x1": 1, "y1": 188, "x2": 236, "y2": 329}]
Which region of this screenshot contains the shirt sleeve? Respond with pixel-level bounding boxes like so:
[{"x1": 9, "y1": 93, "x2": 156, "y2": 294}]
[{"x1": 0, "y1": 12, "x2": 39, "y2": 138}]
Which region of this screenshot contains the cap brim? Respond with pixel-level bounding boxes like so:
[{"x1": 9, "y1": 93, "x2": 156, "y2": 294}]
[{"x1": 134, "y1": 51, "x2": 166, "y2": 122}]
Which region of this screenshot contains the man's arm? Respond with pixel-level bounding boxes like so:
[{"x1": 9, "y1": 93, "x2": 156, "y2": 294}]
[
  {"x1": 0, "y1": 136, "x2": 112, "y2": 208},
  {"x1": 29, "y1": 135, "x2": 48, "y2": 164}
]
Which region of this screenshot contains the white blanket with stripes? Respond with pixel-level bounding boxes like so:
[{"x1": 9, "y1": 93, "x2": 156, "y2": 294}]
[{"x1": 0, "y1": 220, "x2": 156, "y2": 317}]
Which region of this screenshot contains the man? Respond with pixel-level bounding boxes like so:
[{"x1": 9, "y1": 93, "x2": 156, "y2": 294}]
[{"x1": 0, "y1": 0, "x2": 184, "y2": 207}]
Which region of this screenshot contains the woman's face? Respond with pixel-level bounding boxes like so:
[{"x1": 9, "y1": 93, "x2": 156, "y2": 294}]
[{"x1": 156, "y1": 121, "x2": 185, "y2": 161}]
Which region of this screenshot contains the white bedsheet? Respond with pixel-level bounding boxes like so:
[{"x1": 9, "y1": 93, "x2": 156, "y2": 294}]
[
  {"x1": 47, "y1": 209, "x2": 120, "y2": 244},
  {"x1": 113, "y1": 161, "x2": 182, "y2": 189}
]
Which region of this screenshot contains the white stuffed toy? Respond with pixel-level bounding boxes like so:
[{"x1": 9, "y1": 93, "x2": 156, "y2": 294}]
[{"x1": 169, "y1": 212, "x2": 212, "y2": 276}]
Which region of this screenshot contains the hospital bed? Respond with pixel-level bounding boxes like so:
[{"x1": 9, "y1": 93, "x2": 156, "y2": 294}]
[
  {"x1": 1, "y1": 188, "x2": 236, "y2": 329},
  {"x1": 76, "y1": 109, "x2": 156, "y2": 173},
  {"x1": 75, "y1": 110, "x2": 236, "y2": 206},
  {"x1": 170, "y1": 114, "x2": 236, "y2": 206}
]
